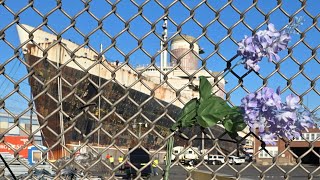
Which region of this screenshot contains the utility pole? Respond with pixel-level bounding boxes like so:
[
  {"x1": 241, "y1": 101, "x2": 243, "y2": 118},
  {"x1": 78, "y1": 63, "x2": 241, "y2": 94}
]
[
  {"x1": 202, "y1": 132, "x2": 204, "y2": 152},
  {"x1": 98, "y1": 44, "x2": 102, "y2": 146},
  {"x1": 138, "y1": 122, "x2": 142, "y2": 137},
  {"x1": 58, "y1": 45, "x2": 66, "y2": 158},
  {"x1": 133, "y1": 121, "x2": 147, "y2": 138},
  {"x1": 160, "y1": 16, "x2": 168, "y2": 82}
]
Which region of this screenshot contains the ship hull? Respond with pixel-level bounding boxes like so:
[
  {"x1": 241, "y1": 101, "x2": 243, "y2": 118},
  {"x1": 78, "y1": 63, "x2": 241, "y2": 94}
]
[
  {"x1": 16, "y1": 24, "x2": 236, "y2": 160},
  {"x1": 25, "y1": 53, "x2": 236, "y2": 159}
]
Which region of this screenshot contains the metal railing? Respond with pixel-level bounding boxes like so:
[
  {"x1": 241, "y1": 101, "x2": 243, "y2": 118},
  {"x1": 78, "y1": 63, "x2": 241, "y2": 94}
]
[{"x1": 0, "y1": 0, "x2": 319, "y2": 179}]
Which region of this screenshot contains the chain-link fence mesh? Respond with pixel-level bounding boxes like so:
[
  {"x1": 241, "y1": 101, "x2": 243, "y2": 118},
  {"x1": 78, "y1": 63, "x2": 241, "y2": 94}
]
[{"x1": 0, "y1": 0, "x2": 319, "y2": 179}]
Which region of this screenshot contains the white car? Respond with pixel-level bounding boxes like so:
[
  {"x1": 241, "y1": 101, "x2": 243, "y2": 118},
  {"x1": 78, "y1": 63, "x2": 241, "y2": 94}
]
[
  {"x1": 204, "y1": 155, "x2": 225, "y2": 165},
  {"x1": 228, "y1": 156, "x2": 245, "y2": 165}
]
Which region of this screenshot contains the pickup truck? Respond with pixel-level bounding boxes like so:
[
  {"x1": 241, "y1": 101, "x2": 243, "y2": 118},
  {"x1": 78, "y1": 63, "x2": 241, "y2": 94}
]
[{"x1": 228, "y1": 156, "x2": 245, "y2": 165}]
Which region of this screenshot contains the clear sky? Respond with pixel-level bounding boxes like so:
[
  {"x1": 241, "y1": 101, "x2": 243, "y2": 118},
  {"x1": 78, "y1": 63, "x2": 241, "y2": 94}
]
[{"x1": 0, "y1": 0, "x2": 319, "y2": 116}]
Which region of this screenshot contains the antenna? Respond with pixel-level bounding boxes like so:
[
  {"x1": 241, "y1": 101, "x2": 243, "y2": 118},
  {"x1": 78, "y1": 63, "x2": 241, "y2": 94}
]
[{"x1": 160, "y1": 16, "x2": 168, "y2": 82}]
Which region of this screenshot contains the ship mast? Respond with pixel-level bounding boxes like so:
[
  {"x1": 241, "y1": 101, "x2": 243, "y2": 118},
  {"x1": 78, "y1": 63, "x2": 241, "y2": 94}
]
[
  {"x1": 98, "y1": 44, "x2": 102, "y2": 146},
  {"x1": 160, "y1": 16, "x2": 168, "y2": 82}
]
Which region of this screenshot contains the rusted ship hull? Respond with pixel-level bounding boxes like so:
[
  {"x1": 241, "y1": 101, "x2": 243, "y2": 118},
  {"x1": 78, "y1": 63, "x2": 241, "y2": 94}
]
[
  {"x1": 17, "y1": 25, "x2": 236, "y2": 160},
  {"x1": 26, "y1": 54, "x2": 235, "y2": 159}
]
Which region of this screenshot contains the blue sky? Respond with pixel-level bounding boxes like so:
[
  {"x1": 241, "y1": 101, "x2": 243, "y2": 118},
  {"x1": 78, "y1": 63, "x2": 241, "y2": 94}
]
[{"x1": 0, "y1": 0, "x2": 319, "y2": 116}]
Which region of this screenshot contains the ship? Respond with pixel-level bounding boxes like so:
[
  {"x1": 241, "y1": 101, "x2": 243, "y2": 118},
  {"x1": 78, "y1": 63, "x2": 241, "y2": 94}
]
[{"x1": 16, "y1": 24, "x2": 236, "y2": 160}]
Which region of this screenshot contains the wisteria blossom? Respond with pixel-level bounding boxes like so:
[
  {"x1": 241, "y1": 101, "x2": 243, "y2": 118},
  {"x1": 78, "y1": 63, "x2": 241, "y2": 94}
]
[
  {"x1": 237, "y1": 24, "x2": 291, "y2": 72},
  {"x1": 241, "y1": 87, "x2": 315, "y2": 144},
  {"x1": 237, "y1": 17, "x2": 304, "y2": 72}
]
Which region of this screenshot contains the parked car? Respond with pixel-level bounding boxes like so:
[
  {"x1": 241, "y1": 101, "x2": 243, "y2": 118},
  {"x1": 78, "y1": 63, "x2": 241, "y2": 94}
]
[
  {"x1": 169, "y1": 146, "x2": 200, "y2": 166},
  {"x1": 204, "y1": 155, "x2": 225, "y2": 165},
  {"x1": 228, "y1": 156, "x2": 245, "y2": 165},
  {"x1": 245, "y1": 154, "x2": 253, "y2": 162}
]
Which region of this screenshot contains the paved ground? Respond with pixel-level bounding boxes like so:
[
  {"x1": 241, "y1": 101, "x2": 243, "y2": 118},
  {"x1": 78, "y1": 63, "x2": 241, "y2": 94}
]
[
  {"x1": 118, "y1": 164, "x2": 320, "y2": 180},
  {"x1": 2, "y1": 163, "x2": 319, "y2": 179}
]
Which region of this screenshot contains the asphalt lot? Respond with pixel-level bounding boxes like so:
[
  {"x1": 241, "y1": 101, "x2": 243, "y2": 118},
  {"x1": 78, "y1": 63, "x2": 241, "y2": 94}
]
[
  {"x1": 5, "y1": 163, "x2": 316, "y2": 179},
  {"x1": 136, "y1": 164, "x2": 320, "y2": 180}
]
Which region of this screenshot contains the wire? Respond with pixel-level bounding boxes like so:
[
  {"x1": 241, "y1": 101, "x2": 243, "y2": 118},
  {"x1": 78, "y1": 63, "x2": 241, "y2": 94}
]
[
  {"x1": 0, "y1": 57, "x2": 19, "y2": 88},
  {"x1": 0, "y1": 154, "x2": 17, "y2": 180},
  {"x1": 0, "y1": 52, "x2": 23, "y2": 97}
]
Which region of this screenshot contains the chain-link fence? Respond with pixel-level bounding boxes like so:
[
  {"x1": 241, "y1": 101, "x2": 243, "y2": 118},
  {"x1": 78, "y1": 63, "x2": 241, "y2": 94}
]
[{"x1": 0, "y1": 0, "x2": 319, "y2": 179}]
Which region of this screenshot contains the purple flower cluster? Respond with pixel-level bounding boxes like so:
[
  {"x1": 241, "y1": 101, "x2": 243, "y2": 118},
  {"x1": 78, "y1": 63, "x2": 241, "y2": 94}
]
[
  {"x1": 237, "y1": 24, "x2": 291, "y2": 72},
  {"x1": 241, "y1": 87, "x2": 315, "y2": 145}
]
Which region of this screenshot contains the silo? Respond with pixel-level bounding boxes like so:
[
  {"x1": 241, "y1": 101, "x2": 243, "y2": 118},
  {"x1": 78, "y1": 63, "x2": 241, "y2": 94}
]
[{"x1": 170, "y1": 35, "x2": 200, "y2": 70}]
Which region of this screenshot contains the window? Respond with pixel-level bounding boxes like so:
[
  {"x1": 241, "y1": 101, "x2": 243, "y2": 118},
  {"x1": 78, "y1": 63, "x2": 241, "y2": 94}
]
[
  {"x1": 299, "y1": 135, "x2": 303, "y2": 141},
  {"x1": 259, "y1": 150, "x2": 278, "y2": 158},
  {"x1": 245, "y1": 140, "x2": 253, "y2": 146},
  {"x1": 294, "y1": 135, "x2": 302, "y2": 141},
  {"x1": 272, "y1": 151, "x2": 278, "y2": 156},
  {"x1": 305, "y1": 134, "x2": 310, "y2": 141},
  {"x1": 32, "y1": 151, "x2": 42, "y2": 163},
  {"x1": 34, "y1": 140, "x2": 42, "y2": 145},
  {"x1": 259, "y1": 147, "x2": 278, "y2": 158},
  {"x1": 20, "y1": 119, "x2": 29, "y2": 124},
  {"x1": 264, "y1": 152, "x2": 268, "y2": 158},
  {"x1": 311, "y1": 134, "x2": 315, "y2": 141}
]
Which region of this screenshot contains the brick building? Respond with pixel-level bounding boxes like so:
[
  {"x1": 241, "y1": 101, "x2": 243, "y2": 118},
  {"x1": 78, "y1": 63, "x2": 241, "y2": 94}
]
[{"x1": 254, "y1": 128, "x2": 320, "y2": 165}]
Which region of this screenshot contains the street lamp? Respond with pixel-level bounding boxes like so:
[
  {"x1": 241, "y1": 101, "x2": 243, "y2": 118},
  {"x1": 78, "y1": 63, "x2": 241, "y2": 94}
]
[{"x1": 132, "y1": 121, "x2": 148, "y2": 137}]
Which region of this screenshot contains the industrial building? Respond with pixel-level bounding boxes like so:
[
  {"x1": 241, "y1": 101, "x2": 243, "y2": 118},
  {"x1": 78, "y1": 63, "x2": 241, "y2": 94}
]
[
  {"x1": 254, "y1": 128, "x2": 320, "y2": 165},
  {"x1": 0, "y1": 112, "x2": 48, "y2": 164},
  {"x1": 0, "y1": 112, "x2": 42, "y2": 144}
]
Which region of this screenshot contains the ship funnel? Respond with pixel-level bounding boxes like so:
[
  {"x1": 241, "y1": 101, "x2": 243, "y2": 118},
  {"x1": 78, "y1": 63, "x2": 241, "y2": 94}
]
[{"x1": 170, "y1": 35, "x2": 200, "y2": 71}]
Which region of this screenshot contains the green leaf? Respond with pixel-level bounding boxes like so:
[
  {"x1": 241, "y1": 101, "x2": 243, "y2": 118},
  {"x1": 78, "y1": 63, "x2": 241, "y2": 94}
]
[
  {"x1": 223, "y1": 119, "x2": 234, "y2": 132},
  {"x1": 196, "y1": 114, "x2": 220, "y2": 128},
  {"x1": 171, "y1": 98, "x2": 198, "y2": 130},
  {"x1": 223, "y1": 118, "x2": 246, "y2": 133},
  {"x1": 199, "y1": 96, "x2": 234, "y2": 118},
  {"x1": 233, "y1": 121, "x2": 247, "y2": 132},
  {"x1": 220, "y1": 106, "x2": 247, "y2": 133},
  {"x1": 196, "y1": 96, "x2": 227, "y2": 128},
  {"x1": 199, "y1": 76, "x2": 212, "y2": 103},
  {"x1": 230, "y1": 106, "x2": 243, "y2": 116}
]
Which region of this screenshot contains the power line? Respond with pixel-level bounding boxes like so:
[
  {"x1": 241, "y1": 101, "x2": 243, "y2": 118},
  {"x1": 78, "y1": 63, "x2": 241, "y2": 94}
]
[
  {"x1": 0, "y1": 58, "x2": 19, "y2": 88},
  {"x1": 0, "y1": 52, "x2": 23, "y2": 97}
]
